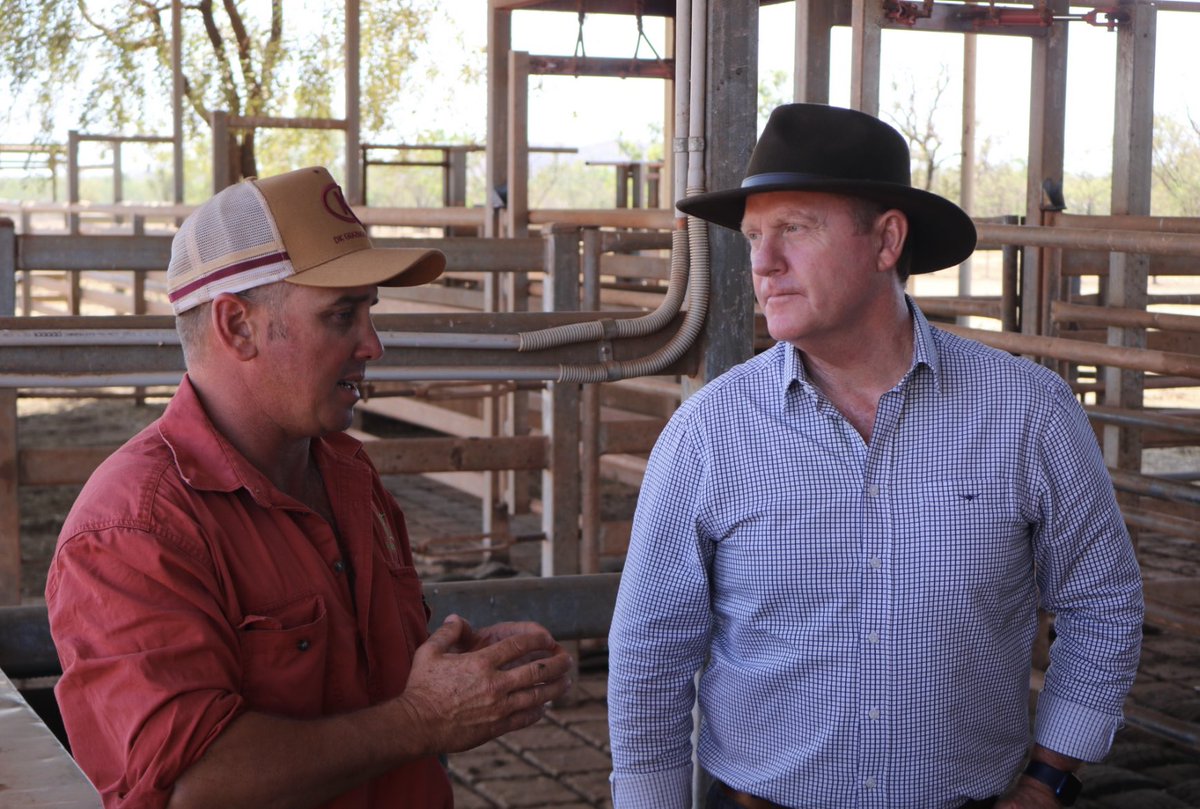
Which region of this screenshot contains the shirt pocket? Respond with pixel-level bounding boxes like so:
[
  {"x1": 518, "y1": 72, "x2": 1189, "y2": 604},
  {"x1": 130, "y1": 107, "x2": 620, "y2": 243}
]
[
  {"x1": 237, "y1": 593, "x2": 329, "y2": 717},
  {"x1": 900, "y1": 476, "x2": 1031, "y2": 592}
]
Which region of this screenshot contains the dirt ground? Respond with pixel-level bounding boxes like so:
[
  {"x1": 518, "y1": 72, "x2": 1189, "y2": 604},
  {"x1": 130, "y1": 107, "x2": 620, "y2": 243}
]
[{"x1": 17, "y1": 396, "x2": 170, "y2": 602}]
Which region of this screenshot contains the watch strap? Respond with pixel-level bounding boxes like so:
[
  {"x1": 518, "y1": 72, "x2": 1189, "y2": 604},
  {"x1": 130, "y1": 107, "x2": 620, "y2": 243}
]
[{"x1": 1023, "y1": 760, "x2": 1082, "y2": 806}]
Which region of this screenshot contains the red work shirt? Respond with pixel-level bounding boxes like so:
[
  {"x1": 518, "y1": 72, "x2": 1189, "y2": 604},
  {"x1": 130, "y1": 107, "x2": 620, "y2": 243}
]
[{"x1": 46, "y1": 376, "x2": 453, "y2": 809}]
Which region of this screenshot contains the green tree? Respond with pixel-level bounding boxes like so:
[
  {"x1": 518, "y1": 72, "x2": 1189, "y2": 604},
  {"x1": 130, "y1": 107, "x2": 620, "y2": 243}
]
[
  {"x1": 973, "y1": 139, "x2": 1027, "y2": 218},
  {"x1": 1, "y1": 0, "x2": 442, "y2": 186},
  {"x1": 886, "y1": 65, "x2": 953, "y2": 194},
  {"x1": 758, "y1": 67, "x2": 790, "y2": 131},
  {"x1": 1152, "y1": 112, "x2": 1200, "y2": 217}
]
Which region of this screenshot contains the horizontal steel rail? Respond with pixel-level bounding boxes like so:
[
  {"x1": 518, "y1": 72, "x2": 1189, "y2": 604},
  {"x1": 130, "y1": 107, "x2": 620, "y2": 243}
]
[{"x1": 0, "y1": 573, "x2": 621, "y2": 678}]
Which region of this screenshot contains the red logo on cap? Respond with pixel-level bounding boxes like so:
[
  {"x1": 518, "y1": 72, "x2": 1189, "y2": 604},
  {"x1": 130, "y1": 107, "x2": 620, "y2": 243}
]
[{"x1": 322, "y1": 183, "x2": 363, "y2": 225}]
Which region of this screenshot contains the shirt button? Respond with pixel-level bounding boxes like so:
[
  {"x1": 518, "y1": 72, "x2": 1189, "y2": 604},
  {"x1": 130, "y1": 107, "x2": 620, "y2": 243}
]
[
  {"x1": 297, "y1": 639, "x2": 311, "y2": 652},
  {"x1": 869, "y1": 708, "x2": 881, "y2": 720},
  {"x1": 867, "y1": 484, "x2": 880, "y2": 498},
  {"x1": 867, "y1": 631, "x2": 880, "y2": 644},
  {"x1": 332, "y1": 559, "x2": 346, "y2": 574},
  {"x1": 869, "y1": 556, "x2": 882, "y2": 570},
  {"x1": 865, "y1": 776, "x2": 877, "y2": 790}
]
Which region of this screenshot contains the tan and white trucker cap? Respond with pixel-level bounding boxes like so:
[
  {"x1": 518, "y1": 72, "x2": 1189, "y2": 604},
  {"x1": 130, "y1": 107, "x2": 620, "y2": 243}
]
[{"x1": 167, "y1": 166, "x2": 445, "y2": 314}]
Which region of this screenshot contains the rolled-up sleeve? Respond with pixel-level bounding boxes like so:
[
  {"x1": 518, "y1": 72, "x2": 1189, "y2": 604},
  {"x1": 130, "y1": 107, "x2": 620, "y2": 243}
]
[{"x1": 1032, "y1": 384, "x2": 1144, "y2": 762}]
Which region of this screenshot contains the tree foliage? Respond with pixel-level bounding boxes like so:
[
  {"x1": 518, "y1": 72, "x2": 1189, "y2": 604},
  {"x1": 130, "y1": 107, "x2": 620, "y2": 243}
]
[
  {"x1": 1153, "y1": 113, "x2": 1200, "y2": 217},
  {"x1": 885, "y1": 66, "x2": 953, "y2": 194},
  {"x1": 1, "y1": 0, "x2": 443, "y2": 185}
]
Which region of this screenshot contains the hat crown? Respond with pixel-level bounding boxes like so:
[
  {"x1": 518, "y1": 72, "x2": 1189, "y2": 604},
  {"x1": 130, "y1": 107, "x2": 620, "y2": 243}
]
[
  {"x1": 674, "y1": 103, "x2": 977, "y2": 274},
  {"x1": 745, "y1": 104, "x2": 912, "y2": 189}
]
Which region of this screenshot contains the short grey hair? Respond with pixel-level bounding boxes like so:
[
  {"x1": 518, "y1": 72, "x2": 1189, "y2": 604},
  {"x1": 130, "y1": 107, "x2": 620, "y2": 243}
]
[{"x1": 174, "y1": 281, "x2": 293, "y2": 367}]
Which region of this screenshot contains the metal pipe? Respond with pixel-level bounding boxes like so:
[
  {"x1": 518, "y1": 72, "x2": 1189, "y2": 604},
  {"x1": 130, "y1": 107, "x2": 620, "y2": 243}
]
[
  {"x1": 1121, "y1": 506, "x2": 1200, "y2": 541},
  {"x1": 939, "y1": 323, "x2": 1200, "y2": 379},
  {"x1": 508, "y1": 0, "x2": 710, "y2": 382},
  {"x1": 976, "y1": 222, "x2": 1200, "y2": 256},
  {"x1": 1052, "y1": 300, "x2": 1200, "y2": 333},
  {"x1": 1109, "y1": 468, "x2": 1200, "y2": 507},
  {"x1": 1086, "y1": 404, "x2": 1200, "y2": 437},
  {"x1": 0, "y1": 573, "x2": 624, "y2": 677},
  {"x1": 0, "y1": 365, "x2": 596, "y2": 388}
]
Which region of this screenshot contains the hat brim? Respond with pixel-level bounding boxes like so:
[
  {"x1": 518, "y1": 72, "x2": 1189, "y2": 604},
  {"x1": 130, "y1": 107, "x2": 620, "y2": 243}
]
[
  {"x1": 285, "y1": 247, "x2": 446, "y2": 289},
  {"x1": 676, "y1": 180, "x2": 976, "y2": 274}
]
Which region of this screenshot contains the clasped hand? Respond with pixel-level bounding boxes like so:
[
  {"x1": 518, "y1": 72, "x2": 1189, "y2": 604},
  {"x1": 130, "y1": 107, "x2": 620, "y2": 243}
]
[{"x1": 397, "y1": 615, "x2": 574, "y2": 754}]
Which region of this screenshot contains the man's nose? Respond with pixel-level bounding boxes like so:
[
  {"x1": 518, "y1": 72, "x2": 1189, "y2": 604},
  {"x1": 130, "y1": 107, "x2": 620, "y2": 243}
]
[
  {"x1": 360, "y1": 320, "x2": 384, "y2": 361},
  {"x1": 750, "y1": 236, "x2": 782, "y2": 277}
]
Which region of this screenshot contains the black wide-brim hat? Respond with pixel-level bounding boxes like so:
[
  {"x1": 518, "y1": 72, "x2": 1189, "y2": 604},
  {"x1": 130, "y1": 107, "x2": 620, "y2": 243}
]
[{"x1": 676, "y1": 104, "x2": 977, "y2": 274}]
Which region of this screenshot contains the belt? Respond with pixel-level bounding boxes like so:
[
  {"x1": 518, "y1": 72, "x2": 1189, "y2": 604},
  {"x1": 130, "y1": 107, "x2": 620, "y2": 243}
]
[
  {"x1": 717, "y1": 782, "x2": 785, "y2": 809},
  {"x1": 717, "y1": 781, "x2": 996, "y2": 809}
]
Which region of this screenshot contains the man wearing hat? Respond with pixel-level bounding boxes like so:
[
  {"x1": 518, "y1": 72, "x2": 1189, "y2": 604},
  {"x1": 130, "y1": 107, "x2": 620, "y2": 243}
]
[
  {"x1": 46, "y1": 167, "x2": 573, "y2": 809},
  {"x1": 608, "y1": 105, "x2": 1142, "y2": 808}
]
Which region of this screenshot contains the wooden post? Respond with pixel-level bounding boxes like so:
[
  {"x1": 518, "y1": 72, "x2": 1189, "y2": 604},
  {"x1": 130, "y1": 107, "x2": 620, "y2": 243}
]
[
  {"x1": 0, "y1": 217, "x2": 19, "y2": 604},
  {"x1": 958, "y1": 30, "x2": 977, "y2": 325},
  {"x1": 1105, "y1": 2, "x2": 1156, "y2": 503},
  {"x1": 67, "y1": 130, "x2": 80, "y2": 235},
  {"x1": 172, "y1": 0, "x2": 185, "y2": 210},
  {"x1": 689, "y1": 0, "x2": 758, "y2": 391},
  {"x1": 0, "y1": 219, "x2": 14, "y2": 317},
  {"x1": 211, "y1": 110, "x2": 231, "y2": 194},
  {"x1": 112, "y1": 140, "x2": 124, "y2": 226},
  {"x1": 795, "y1": 0, "x2": 835, "y2": 103},
  {"x1": 506, "y1": 50, "x2": 530, "y2": 239},
  {"x1": 1023, "y1": 0, "x2": 1068, "y2": 338},
  {"x1": 541, "y1": 225, "x2": 582, "y2": 578},
  {"x1": 344, "y1": 0, "x2": 363, "y2": 205},
  {"x1": 485, "y1": 3, "x2": 511, "y2": 238},
  {"x1": 580, "y1": 228, "x2": 602, "y2": 575},
  {"x1": 849, "y1": 0, "x2": 883, "y2": 115}
]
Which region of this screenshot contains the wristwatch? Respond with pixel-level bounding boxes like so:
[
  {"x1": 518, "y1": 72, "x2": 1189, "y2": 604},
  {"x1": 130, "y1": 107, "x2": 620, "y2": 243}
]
[{"x1": 1023, "y1": 760, "x2": 1082, "y2": 806}]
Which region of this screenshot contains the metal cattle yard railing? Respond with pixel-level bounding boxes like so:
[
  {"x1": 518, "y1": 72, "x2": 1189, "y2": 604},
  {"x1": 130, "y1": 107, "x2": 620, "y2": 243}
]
[{"x1": 0, "y1": 210, "x2": 697, "y2": 608}]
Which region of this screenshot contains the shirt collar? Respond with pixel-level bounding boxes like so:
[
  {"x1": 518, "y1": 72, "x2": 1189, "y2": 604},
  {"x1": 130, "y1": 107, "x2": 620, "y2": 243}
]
[
  {"x1": 776, "y1": 295, "x2": 942, "y2": 411},
  {"x1": 158, "y1": 374, "x2": 366, "y2": 504}
]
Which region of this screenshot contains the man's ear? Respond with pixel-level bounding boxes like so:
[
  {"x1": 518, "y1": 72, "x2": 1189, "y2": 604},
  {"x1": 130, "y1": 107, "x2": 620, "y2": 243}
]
[
  {"x1": 876, "y1": 209, "x2": 909, "y2": 273},
  {"x1": 210, "y1": 293, "x2": 259, "y2": 360}
]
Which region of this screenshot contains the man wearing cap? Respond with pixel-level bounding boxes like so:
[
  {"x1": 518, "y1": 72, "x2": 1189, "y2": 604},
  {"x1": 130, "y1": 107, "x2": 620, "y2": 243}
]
[
  {"x1": 46, "y1": 166, "x2": 573, "y2": 809},
  {"x1": 607, "y1": 105, "x2": 1142, "y2": 809}
]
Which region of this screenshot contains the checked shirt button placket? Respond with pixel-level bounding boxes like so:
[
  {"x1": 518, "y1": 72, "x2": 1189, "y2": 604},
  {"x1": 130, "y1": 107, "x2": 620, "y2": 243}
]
[{"x1": 863, "y1": 479, "x2": 887, "y2": 801}]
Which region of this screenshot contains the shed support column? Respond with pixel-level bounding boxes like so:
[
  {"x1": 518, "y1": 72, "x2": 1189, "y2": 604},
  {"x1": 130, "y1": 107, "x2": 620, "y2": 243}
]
[
  {"x1": 795, "y1": 0, "x2": 835, "y2": 103},
  {"x1": 1, "y1": 218, "x2": 18, "y2": 604},
  {"x1": 211, "y1": 111, "x2": 232, "y2": 194},
  {"x1": 1104, "y1": 2, "x2": 1156, "y2": 489},
  {"x1": 849, "y1": 0, "x2": 882, "y2": 115},
  {"x1": 1023, "y1": 1, "x2": 1068, "y2": 338},
  {"x1": 688, "y1": 0, "x2": 758, "y2": 394},
  {"x1": 506, "y1": 50, "x2": 530, "y2": 240},
  {"x1": 67, "y1": 130, "x2": 81, "y2": 236},
  {"x1": 541, "y1": 225, "x2": 581, "y2": 578},
  {"x1": 485, "y1": 3, "x2": 511, "y2": 238},
  {"x1": 172, "y1": 0, "x2": 185, "y2": 209},
  {"x1": 344, "y1": 0, "x2": 362, "y2": 204}
]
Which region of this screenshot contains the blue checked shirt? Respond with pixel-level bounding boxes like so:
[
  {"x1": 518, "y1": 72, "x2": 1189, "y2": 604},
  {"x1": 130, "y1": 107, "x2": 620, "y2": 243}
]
[{"x1": 608, "y1": 302, "x2": 1143, "y2": 809}]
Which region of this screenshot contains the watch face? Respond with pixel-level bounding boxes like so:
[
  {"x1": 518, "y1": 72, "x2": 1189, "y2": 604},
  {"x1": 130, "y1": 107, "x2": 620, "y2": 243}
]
[{"x1": 1058, "y1": 773, "x2": 1082, "y2": 804}]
